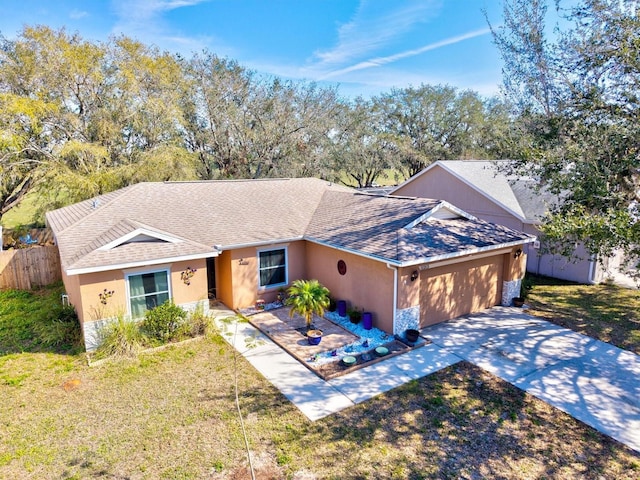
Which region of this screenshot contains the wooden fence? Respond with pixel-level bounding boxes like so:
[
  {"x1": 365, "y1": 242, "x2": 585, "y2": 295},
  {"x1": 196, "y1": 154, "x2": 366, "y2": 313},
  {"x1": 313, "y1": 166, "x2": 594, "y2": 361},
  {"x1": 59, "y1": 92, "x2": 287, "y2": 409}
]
[{"x1": 0, "y1": 245, "x2": 61, "y2": 290}]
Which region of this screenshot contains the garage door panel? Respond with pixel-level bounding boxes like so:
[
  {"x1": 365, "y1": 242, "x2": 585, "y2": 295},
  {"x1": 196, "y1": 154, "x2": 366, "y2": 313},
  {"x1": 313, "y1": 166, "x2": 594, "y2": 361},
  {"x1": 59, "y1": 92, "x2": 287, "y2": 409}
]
[{"x1": 420, "y1": 255, "x2": 504, "y2": 327}]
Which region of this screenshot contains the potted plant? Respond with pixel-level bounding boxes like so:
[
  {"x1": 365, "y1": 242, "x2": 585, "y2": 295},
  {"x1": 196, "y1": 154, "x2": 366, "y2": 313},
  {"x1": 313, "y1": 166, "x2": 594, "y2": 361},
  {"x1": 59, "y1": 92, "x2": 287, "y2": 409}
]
[
  {"x1": 327, "y1": 297, "x2": 337, "y2": 312},
  {"x1": 405, "y1": 329, "x2": 420, "y2": 343},
  {"x1": 347, "y1": 306, "x2": 362, "y2": 324},
  {"x1": 306, "y1": 329, "x2": 323, "y2": 346},
  {"x1": 276, "y1": 287, "x2": 287, "y2": 303},
  {"x1": 286, "y1": 279, "x2": 330, "y2": 345},
  {"x1": 512, "y1": 276, "x2": 531, "y2": 307}
]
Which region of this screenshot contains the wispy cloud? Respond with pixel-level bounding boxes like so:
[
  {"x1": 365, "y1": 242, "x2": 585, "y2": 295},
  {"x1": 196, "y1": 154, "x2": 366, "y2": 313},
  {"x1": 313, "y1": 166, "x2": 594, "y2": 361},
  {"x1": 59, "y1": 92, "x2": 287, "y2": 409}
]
[
  {"x1": 311, "y1": 0, "x2": 442, "y2": 67},
  {"x1": 321, "y1": 27, "x2": 491, "y2": 79},
  {"x1": 112, "y1": 0, "x2": 209, "y2": 23},
  {"x1": 69, "y1": 9, "x2": 89, "y2": 20},
  {"x1": 110, "y1": 0, "x2": 214, "y2": 53}
]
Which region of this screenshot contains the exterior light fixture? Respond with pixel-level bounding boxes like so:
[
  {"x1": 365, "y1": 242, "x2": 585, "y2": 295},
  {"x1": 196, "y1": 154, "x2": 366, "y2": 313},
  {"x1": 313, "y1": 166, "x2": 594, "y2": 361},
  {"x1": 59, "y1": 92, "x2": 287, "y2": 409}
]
[
  {"x1": 410, "y1": 270, "x2": 419, "y2": 282},
  {"x1": 514, "y1": 248, "x2": 523, "y2": 258}
]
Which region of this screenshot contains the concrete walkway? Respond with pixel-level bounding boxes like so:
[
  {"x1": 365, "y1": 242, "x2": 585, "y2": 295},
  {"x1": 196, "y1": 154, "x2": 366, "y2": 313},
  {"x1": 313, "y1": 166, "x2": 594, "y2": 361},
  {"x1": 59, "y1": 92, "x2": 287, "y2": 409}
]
[
  {"x1": 210, "y1": 304, "x2": 459, "y2": 420},
  {"x1": 210, "y1": 304, "x2": 640, "y2": 454},
  {"x1": 422, "y1": 306, "x2": 640, "y2": 453}
]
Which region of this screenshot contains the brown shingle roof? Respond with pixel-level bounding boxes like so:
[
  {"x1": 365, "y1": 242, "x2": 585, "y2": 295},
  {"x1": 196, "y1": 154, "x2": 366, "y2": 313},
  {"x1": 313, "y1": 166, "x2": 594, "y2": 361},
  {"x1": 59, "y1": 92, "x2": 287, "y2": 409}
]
[
  {"x1": 47, "y1": 178, "x2": 351, "y2": 271},
  {"x1": 306, "y1": 192, "x2": 532, "y2": 263},
  {"x1": 46, "y1": 178, "x2": 533, "y2": 273}
]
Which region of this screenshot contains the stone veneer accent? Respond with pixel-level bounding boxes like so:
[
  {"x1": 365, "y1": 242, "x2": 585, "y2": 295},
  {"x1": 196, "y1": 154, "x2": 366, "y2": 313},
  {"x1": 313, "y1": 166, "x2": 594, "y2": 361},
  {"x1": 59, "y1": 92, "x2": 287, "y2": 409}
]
[
  {"x1": 83, "y1": 299, "x2": 210, "y2": 351},
  {"x1": 395, "y1": 305, "x2": 420, "y2": 336},
  {"x1": 501, "y1": 279, "x2": 522, "y2": 306}
]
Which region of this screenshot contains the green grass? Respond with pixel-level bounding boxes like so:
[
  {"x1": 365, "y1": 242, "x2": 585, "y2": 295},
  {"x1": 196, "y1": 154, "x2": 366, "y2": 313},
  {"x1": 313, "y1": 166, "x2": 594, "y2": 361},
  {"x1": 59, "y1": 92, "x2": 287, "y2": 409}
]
[
  {"x1": 1, "y1": 192, "x2": 42, "y2": 229},
  {"x1": 526, "y1": 275, "x2": 640, "y2": 354},
  {"x1": 0, "y1": 284, "x2": 83, "y2": 355},
  {"x1": 0, "y1": 283, "x2": 638, "y2": 479}
]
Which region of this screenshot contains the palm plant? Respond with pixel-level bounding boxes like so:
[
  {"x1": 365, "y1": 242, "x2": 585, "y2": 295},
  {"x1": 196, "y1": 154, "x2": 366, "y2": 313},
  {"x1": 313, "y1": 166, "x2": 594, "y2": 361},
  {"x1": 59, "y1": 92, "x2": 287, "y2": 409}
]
[{"x1": 286, "y1": 279, "x2": 330, "y2": 330}]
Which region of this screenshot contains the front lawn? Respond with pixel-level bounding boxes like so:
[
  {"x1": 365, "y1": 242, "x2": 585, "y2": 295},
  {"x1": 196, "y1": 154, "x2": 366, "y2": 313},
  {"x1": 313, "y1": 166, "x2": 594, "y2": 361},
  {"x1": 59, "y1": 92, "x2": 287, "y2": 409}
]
[
  {"x1": 0, "y1": 284, "x2": 638, "y2": 479},
  {"x1": 525, "y1": 275, "x2": 640, "y2": 354}
]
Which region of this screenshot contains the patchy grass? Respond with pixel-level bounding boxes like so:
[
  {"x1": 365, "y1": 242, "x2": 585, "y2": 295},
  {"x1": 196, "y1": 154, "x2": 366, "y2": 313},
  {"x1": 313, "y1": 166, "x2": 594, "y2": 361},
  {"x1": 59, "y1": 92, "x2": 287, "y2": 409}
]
[
  {"x1": 526, "y1": 275, "x2": 640, "y2": 354},
  {"x1": 0, "y1": 284, "x2": 83, "y2": 355},
  {"x1": 0, "y1": 284, "x2": 638, "y2": 479}
]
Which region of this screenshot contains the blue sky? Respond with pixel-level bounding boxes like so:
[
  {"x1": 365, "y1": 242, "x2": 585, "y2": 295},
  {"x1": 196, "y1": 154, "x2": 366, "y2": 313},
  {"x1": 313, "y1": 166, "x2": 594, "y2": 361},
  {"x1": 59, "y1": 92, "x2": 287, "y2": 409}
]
[{"x1": 0, "y1": 0, "x2": 507, "y2": 98}]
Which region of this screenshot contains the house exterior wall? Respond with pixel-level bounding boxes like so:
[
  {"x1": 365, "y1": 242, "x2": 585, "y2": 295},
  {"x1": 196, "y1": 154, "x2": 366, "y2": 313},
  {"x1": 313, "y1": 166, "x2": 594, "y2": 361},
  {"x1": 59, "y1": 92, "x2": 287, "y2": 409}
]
[
  {"x1": 60, "y1": 269, "x2": 83, "y2": 328},
  {"x1": 522, "y1": 223, "x2": 595, "y2": 283},
  {"x1": 68, "y1": 258, "x2": 208, "y2": 350},
  {"x1": 393, "y1": 166, "x2": 523, "y2": 230},
  {"x1": 220, "y1": 241, "x2": 307, "y2": 309},
  {"x1": 304, "y1": 242, "x2": 395, "y2": 333}
]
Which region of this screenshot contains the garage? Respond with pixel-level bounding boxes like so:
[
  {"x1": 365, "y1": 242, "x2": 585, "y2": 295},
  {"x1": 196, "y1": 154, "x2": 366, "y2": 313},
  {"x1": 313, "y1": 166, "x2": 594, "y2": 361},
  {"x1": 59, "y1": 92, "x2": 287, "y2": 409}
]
[{"x1": 419, "y1": 253, "x2": 505, "y2": 327}]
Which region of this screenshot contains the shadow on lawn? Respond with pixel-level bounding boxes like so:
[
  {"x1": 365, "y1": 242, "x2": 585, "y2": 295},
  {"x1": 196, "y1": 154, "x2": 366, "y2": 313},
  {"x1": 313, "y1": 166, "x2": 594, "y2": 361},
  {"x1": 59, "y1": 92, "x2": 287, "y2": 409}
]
[
  {"x1": 0, "y1": 285, "x2": 83, "y2": 356},
  {"x1": 526, "y1": 275, "x2": 640, "y2": 354},
  {"x1": 240, "y1": 361, "x2": 638, "y2": 478}
]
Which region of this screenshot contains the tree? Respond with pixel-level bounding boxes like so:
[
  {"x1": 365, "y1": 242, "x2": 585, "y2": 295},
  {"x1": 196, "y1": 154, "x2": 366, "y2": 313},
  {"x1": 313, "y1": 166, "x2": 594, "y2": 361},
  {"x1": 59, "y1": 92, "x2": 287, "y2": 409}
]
[
  {"x1": 285, "y1": 279, "x2": 330, "y2": 330},
  {"x1": 329, "y1": 97, "x2": 395, "y2": 188},
  {"x1": 376, "y1": 85, "x2": 508, "y2": 179},
  {"x1": 490, "y1": 0, "x2": 640, "y2": 266},
  {"x1": 0, "y1": 26, "x2": 194, "y2": 219},
  {"x1": 0, "y1": 93, "x2": 57, "y2": 220},
  {"x1": 182, "y1": 52, "x2": 340, "y2": 180}
]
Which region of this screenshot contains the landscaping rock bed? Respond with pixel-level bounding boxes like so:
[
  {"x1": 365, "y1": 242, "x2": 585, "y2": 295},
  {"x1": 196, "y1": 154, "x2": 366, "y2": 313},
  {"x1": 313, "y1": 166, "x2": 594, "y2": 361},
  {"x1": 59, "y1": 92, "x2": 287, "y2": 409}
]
[{"x1": 246, "y1": 307, "x2": 430, "y2": 380}]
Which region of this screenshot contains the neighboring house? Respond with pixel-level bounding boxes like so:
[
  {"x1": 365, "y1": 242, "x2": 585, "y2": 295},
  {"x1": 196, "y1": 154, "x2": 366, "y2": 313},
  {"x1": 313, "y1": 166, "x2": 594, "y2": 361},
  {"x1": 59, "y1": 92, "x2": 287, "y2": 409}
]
[
  {"x1": 391, "y1": 160, "x2": 626, "y2": 284},
  {"x1": 46, "y1": 178, "x2": 534, "y2": 350}
]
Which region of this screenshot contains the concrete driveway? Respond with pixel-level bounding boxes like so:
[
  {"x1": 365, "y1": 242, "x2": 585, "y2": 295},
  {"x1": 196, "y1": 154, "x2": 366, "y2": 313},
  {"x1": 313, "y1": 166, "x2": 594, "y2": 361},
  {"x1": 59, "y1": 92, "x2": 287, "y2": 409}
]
[{"x1": 422, "y1": 306, "x2": 640, "y2": 453}]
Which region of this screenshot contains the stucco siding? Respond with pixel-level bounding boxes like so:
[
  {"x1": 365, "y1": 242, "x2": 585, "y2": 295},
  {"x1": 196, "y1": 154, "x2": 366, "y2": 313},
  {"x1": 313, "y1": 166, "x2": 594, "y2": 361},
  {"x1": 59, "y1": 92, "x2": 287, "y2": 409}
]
[
  {"x1": 305, "y1": 242, "x2": 395, "y2": 333},
  {"x1": 222, "y1": 241, "x2": 307, "y2": 309},
  {"x1": 70, "y1": 258, "x2": 208, "y2": 350},
  {"x1": 75, "y1": 258, "x2": 208, "y2": 324},
  {"x1": 394, "y1": 166, "x2": 523, "y2": 230}
]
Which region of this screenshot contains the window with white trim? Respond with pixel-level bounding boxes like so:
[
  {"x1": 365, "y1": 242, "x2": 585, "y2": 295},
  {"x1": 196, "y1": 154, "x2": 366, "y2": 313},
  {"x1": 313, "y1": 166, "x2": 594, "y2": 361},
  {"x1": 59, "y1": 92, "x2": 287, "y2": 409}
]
[
  {"x1": 258, "y1": 248, "x2": 287, "y2": 288},
  {"x1": 127, "y1": 270, "x2": 170, "y2": 318}
]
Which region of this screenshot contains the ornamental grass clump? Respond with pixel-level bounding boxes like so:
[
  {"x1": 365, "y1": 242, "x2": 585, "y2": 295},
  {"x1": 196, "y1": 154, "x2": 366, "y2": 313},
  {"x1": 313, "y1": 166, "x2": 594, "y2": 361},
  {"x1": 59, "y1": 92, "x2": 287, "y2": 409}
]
[
  {"x1": 182, "y1": 304, "x2": 215, "y2": 338},
  {"x1": 95, "y1": 314, "x2": 146, "y2": 359}
]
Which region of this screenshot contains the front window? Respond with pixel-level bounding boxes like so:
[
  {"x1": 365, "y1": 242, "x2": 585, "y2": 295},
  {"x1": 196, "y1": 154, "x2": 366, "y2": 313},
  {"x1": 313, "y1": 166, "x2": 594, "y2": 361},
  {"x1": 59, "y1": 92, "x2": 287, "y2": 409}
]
[
  {"x1": 128, "y1": 270, "x2": 170, "y2": 318},
  {"x1": 258, "y1": 248, "x2": 287, "y2": 288}
]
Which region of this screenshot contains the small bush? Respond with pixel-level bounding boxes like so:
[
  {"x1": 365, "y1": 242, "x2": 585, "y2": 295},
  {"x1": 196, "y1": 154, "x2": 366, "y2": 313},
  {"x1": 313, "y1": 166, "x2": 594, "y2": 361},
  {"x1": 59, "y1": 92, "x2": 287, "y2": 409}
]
[
  {"x1": 95, "y1": 316, "x2": 146, "y2": 359},
  {"x1": 34, "y1": 304, "x2": 82, "y2": 351},
  {"x1": 141, "y1": 301, "x2": 187, "y2": 343},
  {"x1": 181, "y1": 304, "x2": 213, "y2": 337}
]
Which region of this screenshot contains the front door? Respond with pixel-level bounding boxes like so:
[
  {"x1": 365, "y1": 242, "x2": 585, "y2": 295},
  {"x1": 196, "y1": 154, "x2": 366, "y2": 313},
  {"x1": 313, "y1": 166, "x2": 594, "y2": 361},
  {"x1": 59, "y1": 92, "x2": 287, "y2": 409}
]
[{"x1": 206, "y1": 257, "x2": 217, "y2": 300}]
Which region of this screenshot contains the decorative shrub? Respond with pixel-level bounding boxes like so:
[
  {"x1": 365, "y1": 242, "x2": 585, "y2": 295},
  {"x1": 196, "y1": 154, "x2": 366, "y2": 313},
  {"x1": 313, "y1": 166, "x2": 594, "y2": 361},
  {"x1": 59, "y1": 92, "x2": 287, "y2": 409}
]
[
  {"x1": 141, "y1": 301, "x2": 187, "y2": 343},
  {"x1": 35, "y1": 304, "x2": 82, "y2": 351},
  {"x1": 286, "y1": 279, "x2": 330, "y2": 330}
]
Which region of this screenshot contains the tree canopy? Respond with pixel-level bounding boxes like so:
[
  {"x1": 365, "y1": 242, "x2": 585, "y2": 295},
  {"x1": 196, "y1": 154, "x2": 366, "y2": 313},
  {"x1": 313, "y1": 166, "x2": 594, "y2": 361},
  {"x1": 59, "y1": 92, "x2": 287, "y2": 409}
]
[
  {"x1": 490, "y1": 0, "x2": 640, "y2": 267},
  {"x1": 0, "y1": 25, "x2": 512, "y2": 225}
]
